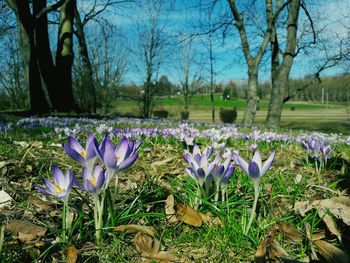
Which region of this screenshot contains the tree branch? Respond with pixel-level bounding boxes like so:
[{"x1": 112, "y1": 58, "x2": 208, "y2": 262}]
[{"x1": 36, "y1": 0, "x2": 66, "y2": 19}]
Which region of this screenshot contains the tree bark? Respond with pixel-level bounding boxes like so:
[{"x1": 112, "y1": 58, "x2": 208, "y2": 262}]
[
  {"x1": 242, "y1": 65, "x2": 259, "y2": 127},
  {"x1": 74, "y1": 7, "x2": 96, "y2": 113},
  {"x1": 33, "y1": 0, "x2": 57, "y2": 108},
  {"x1": 265, "y1": 0, "x2": 300, "y2": 128},
  {"x1": 55, "y1": 0, "x2": 76, "y2": 112},
  {"x1": 15, "y1": 0, "x2": 50, "y2": 113}
]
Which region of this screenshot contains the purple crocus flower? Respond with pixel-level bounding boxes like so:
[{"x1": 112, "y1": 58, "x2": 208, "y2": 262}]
[
  {"x1": 37, "y1": 166, "x2": 75, "y2": 199},
  {"x1": 184, "y1": 145, "x2": 219, "y2": 187},
  {"x1": 307, "y1": 138, "x2": 321, "y2": 159},
  {"x1": 320, "y1": 144, "x2": 333, "y2": 162},
  {"x1": 211, "y1": 156, "x2": 235, "y2": 188},
  {"x1": 235, "y1": 150, "x2": 276, "y2": 190},
  {"x1": 211, "y1": 156, "x2": 235, "y2": 201},
  {"x1": 94, "y1": 135, "x2": 141, "y2": 171},
  {"x1": 77, "y1": 165, "x2": 106, "y2": 194},
  {"x1": 63, "y1": 134, "x2": 97, "y2": 168}
]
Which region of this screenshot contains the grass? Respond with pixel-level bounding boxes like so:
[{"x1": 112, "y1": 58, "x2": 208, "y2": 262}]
[
  {"x1": 108, "y1": 94, "x2": 349, "y2": 134},
  {"x1": 0, "y1": 117, "x2": 349, "y2": 262}
]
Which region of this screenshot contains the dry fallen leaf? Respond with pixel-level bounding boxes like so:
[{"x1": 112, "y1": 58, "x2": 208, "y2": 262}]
[
  {"x1": 268, "y1": 241, "x2": 288, "y2": 260},
  {"x1": 0, "y1": 161, "x2": 9, "y2": 169},
  {"x1": 254, "y1": 226, "x2": 279, "y2": 263},
  {"x1": 150, "y1": 157, "x2": 175, "y2": 171},
  {"x1": 66, "y1": 245, "x2": 78, "y2": 263},
  {"x1": 115, "y1": 224, "x2": 157, "y2": 237},
  {"x1": 311, "y1": 231, "x2": 326, "y2": 241},
  {"x1": 198, "y1": 212, "x2": 223, "y2": 227},
  {"x1": 176, "y1": 204, "x2": 202, "y2": 227},
  {"x1": 279, "y1": 222, "x2": 303, "y2": 242},
  {"x1": 314, "y1": 240, "x2": 350, "y2": 263},
  {"x1": 5, "y1": 220, "x2": 47, "y2": 242},
  {"x1": 0, "y1": 190, "x2": 12, "y2": 209},
  {"x1": 13, "y1": 141, "x2": 30, "y2": 148},
  {"x1": 165, "y1": 195, "x2": 178, "y2": 224},
  {"x1": 319, "y1": 213, "x2": 341, "y2": 237},
  {"x1": 133, "y1": 232, "x2": 179, "y2": 262},
  {"x1": 295, "y1": 197, "x2": 350, "y2": 236},
  {"x1": 28, "y1": 195, "x2": 55, "y2": 211},
  {"x1": 255, "y1": 238, "x2": 268, "y2": 263}
]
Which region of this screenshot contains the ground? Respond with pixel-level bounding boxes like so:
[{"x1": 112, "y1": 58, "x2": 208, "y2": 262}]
[{"x1": 0, "y1": 115, "x2": 349, "y2": 262}]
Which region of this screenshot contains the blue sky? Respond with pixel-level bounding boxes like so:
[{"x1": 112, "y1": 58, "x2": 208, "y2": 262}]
[{"x1": 84, "y1": 0, "x2": 350, "y2": 85}]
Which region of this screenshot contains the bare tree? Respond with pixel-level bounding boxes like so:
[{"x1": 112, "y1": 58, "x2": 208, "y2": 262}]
[
  {"x1": 73, "y1": 0, "x2": 132, "y2": 113},
  {"x1": 6, "y1": 0, "x2": 76, "y2": 113},
  {"x1": 133, "y1": 0, "x2": 167, "y2": 118},
  {"x1": 92, "y1": 22, "x2": 127, "y2": 114},
  {"x1": 265, "y1": 0, "x2": 348, "y2": 127},
  {"x1": 226, "y1": 0, "x2": 291, "y2": 127},
  {"x1": 177, "y1": 39, "x2": 203, "y2": 113},
  {"x1": 0, "y1": 31, "x2": 28, "y2": 109}
]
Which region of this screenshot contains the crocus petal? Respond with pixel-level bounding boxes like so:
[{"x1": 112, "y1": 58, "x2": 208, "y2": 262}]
[
  {"x1": 36, "y1": 186, "x2": 52, "y2": 196},
  {"x1": 204, "y1": 146, "x2": 213, "y2": 159},
  {"x1": 52, "y1": 166, "x2": 64, "y2": 185},
  {"x1": 199, "y1": 155, "x2": 208, "y2": 169},
  {"x1": 221, "y1": 165, "x2": 235, "y2": 186},
  {"x1": 95, "y1": 170, "x2": 105, "y2": 190},
  {"x1": 194, "y1": 153, "x2": 201, "y2": 164},
  {"x1": 66, "y1": 170, "x2": 75, "y2": 191},
  {"x1": 68, "y1": 136, "x2": 85, "y2": 153},
  {"x1": 84, "y1": 178, "x2": 96, "y2": 193},
  {"x1": 118, "y1": 152, "x2": 138, "y2": 170},
  {"x1": 82, "y1": 167, "x2": 91, "y2": 181},
  {"x1": 193, "y1": 145, "x2": 200, "y2": 156},
  {"x1": 56, "y1": 191, "x2": 69, "y2": 198},
  {"x1": 134, "y1": 140, "x2": 142, "y2": 150},
  {"x1": 248, "y1": 161, "x2": 260, "y2": 179},
  {"x1": 184, "y1": 168, "x2": 197, "y2": 181},
  {"x1": 42, "y1": 179, "x2": 56, "y2": 193},
  {"x1": 93, "y1": 137, "x2": 103, "y2": 162},
  {"x1": 261, "y1": 151, "x2": 276, "y2": 177},
  {"x1": 301, "y1": 141, "x2": 308, "y2": 150},
  {"x1": 183, "y1": 151, "x2": 193, "y2": 163},
  {"x1": 63, "y1": 144, "x2": 86, "y2": 164},
  {"x1": 197, "y1": 168, "x2": 205, "y2": 178},
  {"x1": 236, "y1": 155, "x2": 249, "y2": 176},
  {"x1": 252, "y1": 150, "x2": 262, "y2": 171},
  {"x1": 115, "y1": 137, "x2": 128, "y2": 161},
  {"x1": 86, "y1": 137, "x2": 97, "y2": 160},
  {"x1": 103, "y1": 142, "x2": 117, "y2": 168}
]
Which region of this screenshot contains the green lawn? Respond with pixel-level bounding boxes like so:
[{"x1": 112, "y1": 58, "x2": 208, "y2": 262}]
[{"x1": 108, "y1": 94, "x2": 349, "y2": 133}]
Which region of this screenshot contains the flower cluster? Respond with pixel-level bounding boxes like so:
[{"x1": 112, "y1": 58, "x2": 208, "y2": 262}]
[
  {"x1": 301, "y1": 137, "x2": 334, "y2": 172},
  {"x1": 37, "y1": 134, "x2": 141, "y2": 243},
  {"x1": 184, "y1": 144, "x2": 276, "y2": 234},
  {"x1": 184, "y1": 145, "x2": 234, "y2": 206}
]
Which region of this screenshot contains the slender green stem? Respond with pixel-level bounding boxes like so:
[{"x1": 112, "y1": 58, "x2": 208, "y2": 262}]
[
  {"x1": 245, "y1": 183, "x2": 260, "y2": 235},
  {"x1": 221, "y1": 188, "x2": 227, "y2": 202},
  {"x1": 214, "y1": 183, "x2": 220, "y2": 202},
  {"x1": 94, "y1": 195, "x2": 101, "y2": 243},
  {"x1": 194, "y1": 184, "x2": 202, "y2": 210},
  {"x1": 61, "y1": 199, "x2": 68, "y2": 244}
]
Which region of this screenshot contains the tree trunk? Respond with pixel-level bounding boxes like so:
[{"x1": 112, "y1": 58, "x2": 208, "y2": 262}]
[
  {"x1": 74, "y1": 8, "x2": 96, "y2": 113},
  {"x1": 16, "y1": 1, "x2": 50, "y2": 113},
  {"x1": 55, "y1": 0, "x2": 76, "y2": 112},
  {"x1": 242, "y1": 65, "x2": 259, "y2": 127},
  {"x1": 33, "y1": 0, "x2": 57, "y2": 109},
  {"x1": 265, "y1": 0, "x2": 300, "y2": 128}
]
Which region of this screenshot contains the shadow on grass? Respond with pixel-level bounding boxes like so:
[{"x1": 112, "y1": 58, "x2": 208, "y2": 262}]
[{"x1": 282, "y1": 121, "x2": 350, "y2": 134}]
